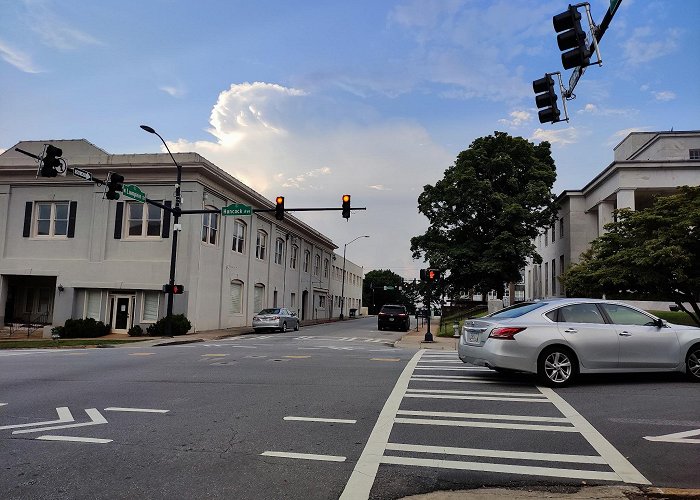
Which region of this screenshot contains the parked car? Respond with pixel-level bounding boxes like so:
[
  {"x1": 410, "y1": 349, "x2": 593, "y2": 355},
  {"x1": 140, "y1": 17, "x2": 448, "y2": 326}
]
[
  {"x1": 378, "y1": 304, "x2": 410, "y2": 332},
  {"x1": 252, "y1": 308, "x2": 300, "y2": 333},
  {"x1": 458, "y1": 298, "x2": 700, "y2": 387}
]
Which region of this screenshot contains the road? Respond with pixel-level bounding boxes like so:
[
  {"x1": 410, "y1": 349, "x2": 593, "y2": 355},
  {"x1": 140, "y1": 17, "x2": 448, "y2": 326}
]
[{"x1": 1, "y1": 316, "x2": 698, "y2": 499}]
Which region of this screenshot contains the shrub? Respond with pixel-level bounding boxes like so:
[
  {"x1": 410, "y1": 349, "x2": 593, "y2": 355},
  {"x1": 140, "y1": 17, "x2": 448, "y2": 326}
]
[
  {"x1": 146, "y1": 314, "x2": 191, "y2": 337},
  {"x1": 128, "y1": 325, "x2": 144, "y2": 337},
  {"x1": 51, "y1": 326, "x2": 65, "y2": 338},
  {"x1": 60, "y1": 318, "x2": 110, "y2": 338}
]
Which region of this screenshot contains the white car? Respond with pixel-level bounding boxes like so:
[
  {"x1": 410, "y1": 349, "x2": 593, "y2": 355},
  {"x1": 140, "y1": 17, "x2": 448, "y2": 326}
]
[
  {"x1": 458, "y1": 298, "x2": 700, "y2": 386},
  {"x1": 252, "y1": 308, "x2": 300, "y2": 333}
]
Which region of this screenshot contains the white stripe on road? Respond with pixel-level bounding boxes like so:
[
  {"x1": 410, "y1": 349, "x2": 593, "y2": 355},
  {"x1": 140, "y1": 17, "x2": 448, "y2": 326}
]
[
  {"x1": 405, "y1": 394, "x2": 550, "y2": 402},
  {"x1": 417, "y1": 360, "x2": 462, "y2": 363},
  {"x1": 414, "y1": 366, "x2": 490, "y2": 371},
  {"x1": 380, "y1": 456, "x2": 620, "y2": 481},
  {"x1": 284, "y1": 416, "x2": 356, "y2": 424},
  {"x1": 13, "y1": 408, "x2": 107, "y2": 435},
  {"x1": 396, "y1": 410, "x2": 570, "y2": 423},
  {"x1": 261, "y1": 451, "x2": 346, "y2": 462},
  {"x1": 104, "y1": 407, "x2": 169, "y2": 413},
  {"x1": 37, "y1": 435, "x2": 112, "y2": 444},
  {"x1": 385, "y1": 443, "x2": 607, "y2": 464},
  {"x1": 0, "y1": 407, "x2": 74, "y2": 430},
  {"x1": 539, "y1": 386, "x2": 650, "y2": 484},
  {"x1": 340, "y1": 349, "x2": 424, "y2": 500},
  {"x1": 410, "y1": 377, "x2": 503, "y2": 385},
  {"x1": 394, "y1": 417, "x2": 577, "y2": 432},
  {"x1": 406, "y1": 389, "x2": 546, "y2": 398}
]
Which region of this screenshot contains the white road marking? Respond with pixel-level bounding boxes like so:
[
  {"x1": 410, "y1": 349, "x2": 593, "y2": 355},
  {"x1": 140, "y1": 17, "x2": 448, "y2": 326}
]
[
  {"x1": 417, "y1": 359, "x2": 462, "y2": 363},
  {"x1": 37, "y1": 435, "x2": 112, "y2": 444},
  {"x1": 380, "y1": 456, "x2": 620, "y2": 481},
  {"x1": 13, "y1": 408, "x2": 107, "y2": 435},
  {"x1": 261, "y1": 451, "x2": 346, "y2": 462},
  {"x1": 406, "y1": 388, "x2": 546, "y2": 398},
  {"x1": 393, "y1": 417, "x2": 577, "y2": 432},
  {"x1": 284, "y1": 416, "x2": 356, "y2": 424},
  {"x1": 0, "y1": 403, "x2": 7, "y2": 407},
  {"x1": 104, "y1": 407, "x2": 169, "y2": 413},
  {"x1": 340, "y1": 349, "x2": 424, "y2": 500},
  {"x1": 0, "y1": 407, "x2": 74, "y2": 430},
  {"x1": 405, "y1": 394, "x2": 550, "y2": 402},
  {"x1": 414, "y1": 366, "x2": 491, "y2": 371},
  {"x1": 396, "y1": 410, "x2": 570, "y2": 423},
  {"x1": 385, "y1": 443, "x2": 607, "y2": 464},
  {"x1": 644, "y1": 428, "x2": 700, "y2": 444},
  {"x1": 410, "y1": 377, "x2": 512, "y2": 385},
  {"x1": 539, "y1": 386, "x2": 650, "y2": 484}
]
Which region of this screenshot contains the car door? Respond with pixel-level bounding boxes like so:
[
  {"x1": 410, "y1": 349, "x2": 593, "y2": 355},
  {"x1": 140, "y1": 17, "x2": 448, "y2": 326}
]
[
  {"x1": 599, "y1": 303, "x2": 680, "y2": 369},
  {"x1": 554, "y1": 303, "x2": 619, "y2": 369}
]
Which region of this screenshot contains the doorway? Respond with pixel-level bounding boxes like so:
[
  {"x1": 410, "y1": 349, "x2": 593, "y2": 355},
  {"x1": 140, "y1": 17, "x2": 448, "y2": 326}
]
[
  {"x1": 110, "y1": 294, "x2": 134, "y2": 333},
  {"x1": 301, "y1": 290, "x2": 308, "y2": 320}
]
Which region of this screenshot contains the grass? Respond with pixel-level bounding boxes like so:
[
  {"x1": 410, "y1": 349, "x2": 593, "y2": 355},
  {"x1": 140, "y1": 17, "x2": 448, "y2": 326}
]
[
  {"x1": 0, "y1": 338, "x2": 150, "y2": 349},
  {"x1": 649, "y1": 310, "x2": 699, "y2": 327}
]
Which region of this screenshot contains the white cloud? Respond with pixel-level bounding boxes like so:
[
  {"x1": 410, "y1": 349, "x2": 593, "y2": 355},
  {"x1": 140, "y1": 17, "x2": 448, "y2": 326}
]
[
  {"x1": 652, "y1": 90, "x2": 676, "y2": 102},
  {"x1": 531, "y1": 127, "x2": 579, "y2": 145},
  {"x1": 621, "y1": 26, "x2": 680, "y2": 66},
  {"x1": 498, "y1": 110, "x2": 532, "y2": 127},
  {"x1": 160, "y1": 85, "x2": 186, "y2": 98},
  {"x1": 23, "y1": 1, "x2": 100, "y2": 50},
  {"x1": 576, "y1": 103, "x2": 638, "y2": 117},
  {"x1": 369, "y1": 185, "x2": 390, "y2": 191},
  {"x1": 0, "y1": 39, "x2": 41, "y2": 73}
]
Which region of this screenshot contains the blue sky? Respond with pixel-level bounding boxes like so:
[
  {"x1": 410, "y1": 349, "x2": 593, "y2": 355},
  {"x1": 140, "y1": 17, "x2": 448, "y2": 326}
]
[{"x1": 1, "y1": 0, "x2": 698, "y2": 279}]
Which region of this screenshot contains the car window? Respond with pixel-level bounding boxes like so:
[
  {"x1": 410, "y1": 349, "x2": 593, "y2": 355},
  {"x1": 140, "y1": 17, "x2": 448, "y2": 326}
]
[
  {"x1": 557, "y1": 304, "x2": 606, "y2": 324},
  {"x1": 381, "y1": 306, "x2": 406, "y2": 314},
  {"x1": 259, "y1": 308, "x2": 280, "y2": 315},
  {"x1": 489, "y1": 302, "x2": 548, "y2": 319},
  {"x1": 600, "y1": 304, "x2": 657, "y2": 326}
]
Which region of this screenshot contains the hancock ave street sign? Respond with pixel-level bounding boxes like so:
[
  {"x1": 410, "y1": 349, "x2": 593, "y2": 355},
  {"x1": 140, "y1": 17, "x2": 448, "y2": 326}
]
[
  {"x1": 222, "y1": 203, "x2": 252, "y2": 216},
  {"x1": 123, "y1": 184, "x2": 146, "y2": 203}
]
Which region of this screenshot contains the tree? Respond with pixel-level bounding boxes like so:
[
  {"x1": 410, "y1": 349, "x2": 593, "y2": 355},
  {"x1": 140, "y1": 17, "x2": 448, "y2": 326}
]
[
  {"x1": 411, "y1": 131, "x2": 559, "y2": 299},
  {"x1": 560, "y1": 186, "x2": 700, "y2": 326},
  {"x1": 363, "y1": 269, "x2": 415, "y2": 315}
]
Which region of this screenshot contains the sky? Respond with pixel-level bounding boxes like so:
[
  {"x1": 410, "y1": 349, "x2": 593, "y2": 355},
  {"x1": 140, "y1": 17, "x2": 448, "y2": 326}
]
[{"x1": 1, "y1": 0, "x2": 698, "y2": 279}]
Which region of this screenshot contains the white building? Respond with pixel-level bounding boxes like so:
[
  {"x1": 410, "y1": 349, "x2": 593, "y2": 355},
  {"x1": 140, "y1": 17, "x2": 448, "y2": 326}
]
[
  {"x1": 525, "y1": 130, "x2": 700, "y2": 300},
  {"x1": 0, "y1": 139, "x2": 364, "y2": 335}
]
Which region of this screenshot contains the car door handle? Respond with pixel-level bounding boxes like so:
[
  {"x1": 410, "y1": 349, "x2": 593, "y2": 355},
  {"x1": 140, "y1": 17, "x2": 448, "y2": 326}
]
[
  {"x1": 618, "y1": 331, "x2": 632, "y2": 337},
  {"x1": 563, "y1": 328, "x2": 577, "y2": 333}
]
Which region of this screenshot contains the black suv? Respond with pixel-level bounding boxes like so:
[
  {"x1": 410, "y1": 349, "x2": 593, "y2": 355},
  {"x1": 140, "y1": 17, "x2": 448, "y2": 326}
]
[{"x1": 377, "y1": 304, "x2": 410, "y2": 332}]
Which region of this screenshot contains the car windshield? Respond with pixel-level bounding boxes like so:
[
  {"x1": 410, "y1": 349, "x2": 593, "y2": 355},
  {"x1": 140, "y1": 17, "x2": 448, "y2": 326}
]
[
  {"x1": 258, "y1": 308, "x2": 281, "y2": 315},
  {"x1": 381, "y1": 306, "x2": 406, "y2": 314},
  {"x1": 488, "y1": 302, "x2": 549, "y2": 319}
]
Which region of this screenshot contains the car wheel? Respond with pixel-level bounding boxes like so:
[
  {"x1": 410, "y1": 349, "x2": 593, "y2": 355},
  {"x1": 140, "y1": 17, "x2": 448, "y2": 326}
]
[
  {"x1": 538, "y1": 346, "x2": 578, "y2": 387},
  {"x1": 281, "y1": 322, "x2": 287, "y2": 333},
  {"x1": 686, "y1": 344, "x2": 700, "y2": 382},
  {"x1": 294, "y1": 321, "x2": 300, "y2": 331}
]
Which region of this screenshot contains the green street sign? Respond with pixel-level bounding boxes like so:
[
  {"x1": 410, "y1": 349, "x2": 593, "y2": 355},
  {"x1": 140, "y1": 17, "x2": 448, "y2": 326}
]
[
  {"x1": 222, "y1": 203, "x2": 252, "y2": 216},
  {"x1": 384, "y1": 286, "x2": 395, "y2": 290},
  {"x1": 123, "y1": 184, "x2": 146, "y2": 203}
]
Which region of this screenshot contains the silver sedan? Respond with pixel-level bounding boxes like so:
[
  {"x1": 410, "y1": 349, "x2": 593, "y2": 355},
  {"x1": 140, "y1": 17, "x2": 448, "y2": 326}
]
[
  {"x1": 458, "y1": 298, "x2": 700, "y2": 386},
  {"x1": 252, "y1": 308, "x2": 300, "y2": 333}
]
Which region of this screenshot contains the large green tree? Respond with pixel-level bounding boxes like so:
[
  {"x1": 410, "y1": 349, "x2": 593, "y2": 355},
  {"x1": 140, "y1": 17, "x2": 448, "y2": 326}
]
[
  {"x1": 560, "y1": 186, "x2": 700, "y2": 326},
  {"x1": 363, "y1": 269, "x2": 416, "y2": 315},
  {"x1": 411, "y1": 131, "x2": 559, "y2": 298}
]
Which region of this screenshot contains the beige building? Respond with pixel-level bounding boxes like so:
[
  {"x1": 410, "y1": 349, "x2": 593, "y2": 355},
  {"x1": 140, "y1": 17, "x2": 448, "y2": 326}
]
[
  {"x1": 0, "y1": 139, "x2": 364, "y2": 335},
  {"x1": 525, "y1": 130, "x2": 700, "y2": 300}
]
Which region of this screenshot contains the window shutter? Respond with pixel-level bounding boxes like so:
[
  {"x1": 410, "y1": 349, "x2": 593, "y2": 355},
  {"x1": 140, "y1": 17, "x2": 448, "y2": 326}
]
[
  {"x1": 23, "y1": 201, "x2": 33, "y2": 237},
  {"x1": 114, "y1": 202, "x2": 123, "y2": 239},
  {"x1": 67, "y1": 201, "x2": 77, "y2": 238},
  {"x1": 162, "y1": 201, "x2": 171, "y2": 238}
]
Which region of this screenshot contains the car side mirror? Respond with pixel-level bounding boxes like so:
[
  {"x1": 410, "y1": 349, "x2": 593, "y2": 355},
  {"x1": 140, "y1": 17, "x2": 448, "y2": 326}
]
[{"x1": 653, "y1": 318, "x2": 665, "y2": 328}]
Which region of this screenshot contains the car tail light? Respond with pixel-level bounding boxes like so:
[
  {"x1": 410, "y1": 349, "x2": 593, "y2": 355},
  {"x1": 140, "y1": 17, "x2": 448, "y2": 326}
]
[
  {"x1": 397, "y1": 313, "x2": 407, "y2": 317},
  {"x1": 489, "y1": 327, "x2": 526, "y2": 340},
  {"x1": 272, "y1": 316, "x2": 280, "y2": 320},
  {"x1": 378, "y1": 313, "x2": 386, "y2": 317}
]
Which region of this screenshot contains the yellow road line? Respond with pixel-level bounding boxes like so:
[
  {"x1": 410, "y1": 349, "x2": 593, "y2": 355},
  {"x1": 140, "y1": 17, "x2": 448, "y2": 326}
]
[
  {"x1": 284, "y1": 355, "x2": 311, "y2": 359},
  {"x1": 129, "y1": 352, "x2": 156, "y2": 356}
]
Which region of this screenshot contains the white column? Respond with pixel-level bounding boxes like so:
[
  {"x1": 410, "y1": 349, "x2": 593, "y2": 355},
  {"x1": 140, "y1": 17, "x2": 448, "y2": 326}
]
[
  {"x1": 616, "y1": 189, "x2": 635, "y2": 211},
  {"x1": 597, "y1": 200, "x2": 615, "y2": 236}
]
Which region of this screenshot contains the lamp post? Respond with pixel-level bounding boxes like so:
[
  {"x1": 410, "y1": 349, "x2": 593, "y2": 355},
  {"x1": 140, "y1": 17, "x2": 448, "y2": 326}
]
[
  {"x1": 339, "y1": 235, "x2": 369, "y2": 320},
  {"x1": 140, "y1": 125, "x2": 181, "y2": 336}
]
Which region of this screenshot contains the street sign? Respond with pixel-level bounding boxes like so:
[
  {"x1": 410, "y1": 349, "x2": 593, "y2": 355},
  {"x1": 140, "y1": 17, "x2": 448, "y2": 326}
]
[
  {"x1": 72, "y1": 167, "x2": 92, "y2": 181},
  {"x1": 384, "y1": 286, "x2": 395, "y2": 290},
  {"x1": 222, "y1": 203, "x2": 252, "y2": 216},
  {"x1": 123, "y1": 184, "x2": 146, "y2": 203}
]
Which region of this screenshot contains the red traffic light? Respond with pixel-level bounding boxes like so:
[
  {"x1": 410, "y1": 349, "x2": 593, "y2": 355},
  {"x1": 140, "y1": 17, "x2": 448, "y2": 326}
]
[{"x1": 163, "y1": 284, "x2": 185, "y2": 294}]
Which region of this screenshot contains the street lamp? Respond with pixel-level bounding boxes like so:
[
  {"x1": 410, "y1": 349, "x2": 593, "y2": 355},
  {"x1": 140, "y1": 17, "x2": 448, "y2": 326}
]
[
  {"x1": 339, "y1": 235, "x2": 369, "y2": 320},
  {"x1": 140, "y1": 125, "x2": 182, "y2": 336}
]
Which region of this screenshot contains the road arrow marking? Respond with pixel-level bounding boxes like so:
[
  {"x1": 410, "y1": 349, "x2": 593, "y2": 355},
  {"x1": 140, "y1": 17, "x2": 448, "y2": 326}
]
[
  {"x1": 0, "y1": 407, "x2": 74, "y2": 430},
  {"x1": 12, "y1": 408, "x2": 107, "y2": 435},
  {"x1": 37, "y1": 435, "x2": 112, "y2": 444},
  {"x1": 644, "y1": 428, "x2": 700, "y2": 444}
]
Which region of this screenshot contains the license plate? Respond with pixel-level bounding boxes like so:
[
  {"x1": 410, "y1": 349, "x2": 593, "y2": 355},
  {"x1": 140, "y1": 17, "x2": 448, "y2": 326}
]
[
  {"x1": 389, "y1": 317, "x2": 394, "y2": 321},
  {"x1": 468, "y1": 332, "x2": 479, "y2": 343}
]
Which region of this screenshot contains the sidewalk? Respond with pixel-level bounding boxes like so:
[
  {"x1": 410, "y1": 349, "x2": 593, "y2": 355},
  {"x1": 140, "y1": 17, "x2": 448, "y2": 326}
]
[{"x1": 393, "y1": 316, "x2": 458, "y2": 350}]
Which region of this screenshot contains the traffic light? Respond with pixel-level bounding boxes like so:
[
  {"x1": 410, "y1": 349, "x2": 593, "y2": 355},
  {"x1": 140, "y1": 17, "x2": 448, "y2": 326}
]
[
  {"x1": 342, "y1": 194, "x2": 351, "y2": 219},
  {"x1": 553, "y1": 5, "x2": 590, "y2": 70},
  {"x1": 162, "y1": 284, "x2": 185, "y2": 294},
  {"x1": 105, "y1": 172, "x2": 124, "y2": 200},
  {"x1": 533, "y1": 75, "x2": 560, "y2": 124},
  {"x1": 275, "y1": 196, "x2": 285, "y2": 221},
  {"x1": 427, "y1": 269, "x2": 441, "y2": 282},
  {"x1": 420, "y1": 269, "x2": 427, "y2": 281},
  {"x1": 40, "y1": 145, "x2": 62, "y2": 177}
]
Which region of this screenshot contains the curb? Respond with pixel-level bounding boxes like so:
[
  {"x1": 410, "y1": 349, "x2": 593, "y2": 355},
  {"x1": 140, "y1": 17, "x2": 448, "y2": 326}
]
[{"x1": 152, "y1": 338, "x2": 205, "y2": 347}]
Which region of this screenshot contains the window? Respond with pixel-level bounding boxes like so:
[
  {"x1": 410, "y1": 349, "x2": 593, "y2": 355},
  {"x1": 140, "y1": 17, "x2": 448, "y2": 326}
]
[
  {"x1": 142, "y1": 291, "x2": 160, "y2": 322},
  {"x1": 324, "y1": 258, "x2": 329, "y2": 278},
  {"x1": 559, "y1": 255, "x2": 565, "y2": 295},
  {"x1": 232, "y1": 220, "x2": 246, "y2": 254},
  {"x1": 544, "y1": 230, "x2": 548, "y2": 246},
  {"x1": 85, "y1": 290, "x2": 102, "y2": 320},
  {"x1": 556, "y1": 303, "x2": 606, "y2": 324},
  {"x1": 127, "y1": 202, "x2": 162, "y2": 237},
  {"x1": 230, "y1": 281, "x2": 243, "y2": 314},
  {"x1": 290, "y1": 245, "x2": 298, "y2": 269},
  {"x1": 314, "y1": 254, "x2": 321, "y2": 276},
  {"x1": 551, "y1": 258, "x2": 556, "y2": 296},
  {"x1": 254, "y1": 284, "x2": 265, "y2": 313},
  {"x1": 600, "y1": 303, "x2": 657, "y2": 326},
  {"x1": 38, "y1": 288, "x2": 51, "y2": 314},
  {"x1": 35, "y1": 201, "x2": 70, "y2": 237},
  {"x1": 256, "y1": 231, "x2": 267, "y2": 260},
  {"x1": 551, "y1": 223, "x2": 556, "y2": 243},
  {"x1": 290, "y1": 292, "x2": 296, "y2": 308},
  {"x1": 202, "y1": 212, "x2": 219, "y2": 245},
  {"x1": 303, "y1": 250, "x2": 310, "y2": 273},
  {"x1": 274, "y1": 238, "x2": 284, "y2": 265},
  {"x1": 273, "y1": 290, "x2": 278, "y2": 307},
  {"x1": 690, "y1": 149, "x2": 700, "y2": 160},
  {"x1": 544, "y1": 262, "x2": 549, "y2": 296},
  {"x1": 319, "y1": 295, "x2": 326, "y2": 308},
  {"x1": 559, "y1": 217, "x2": 564, "y2": 238}
]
